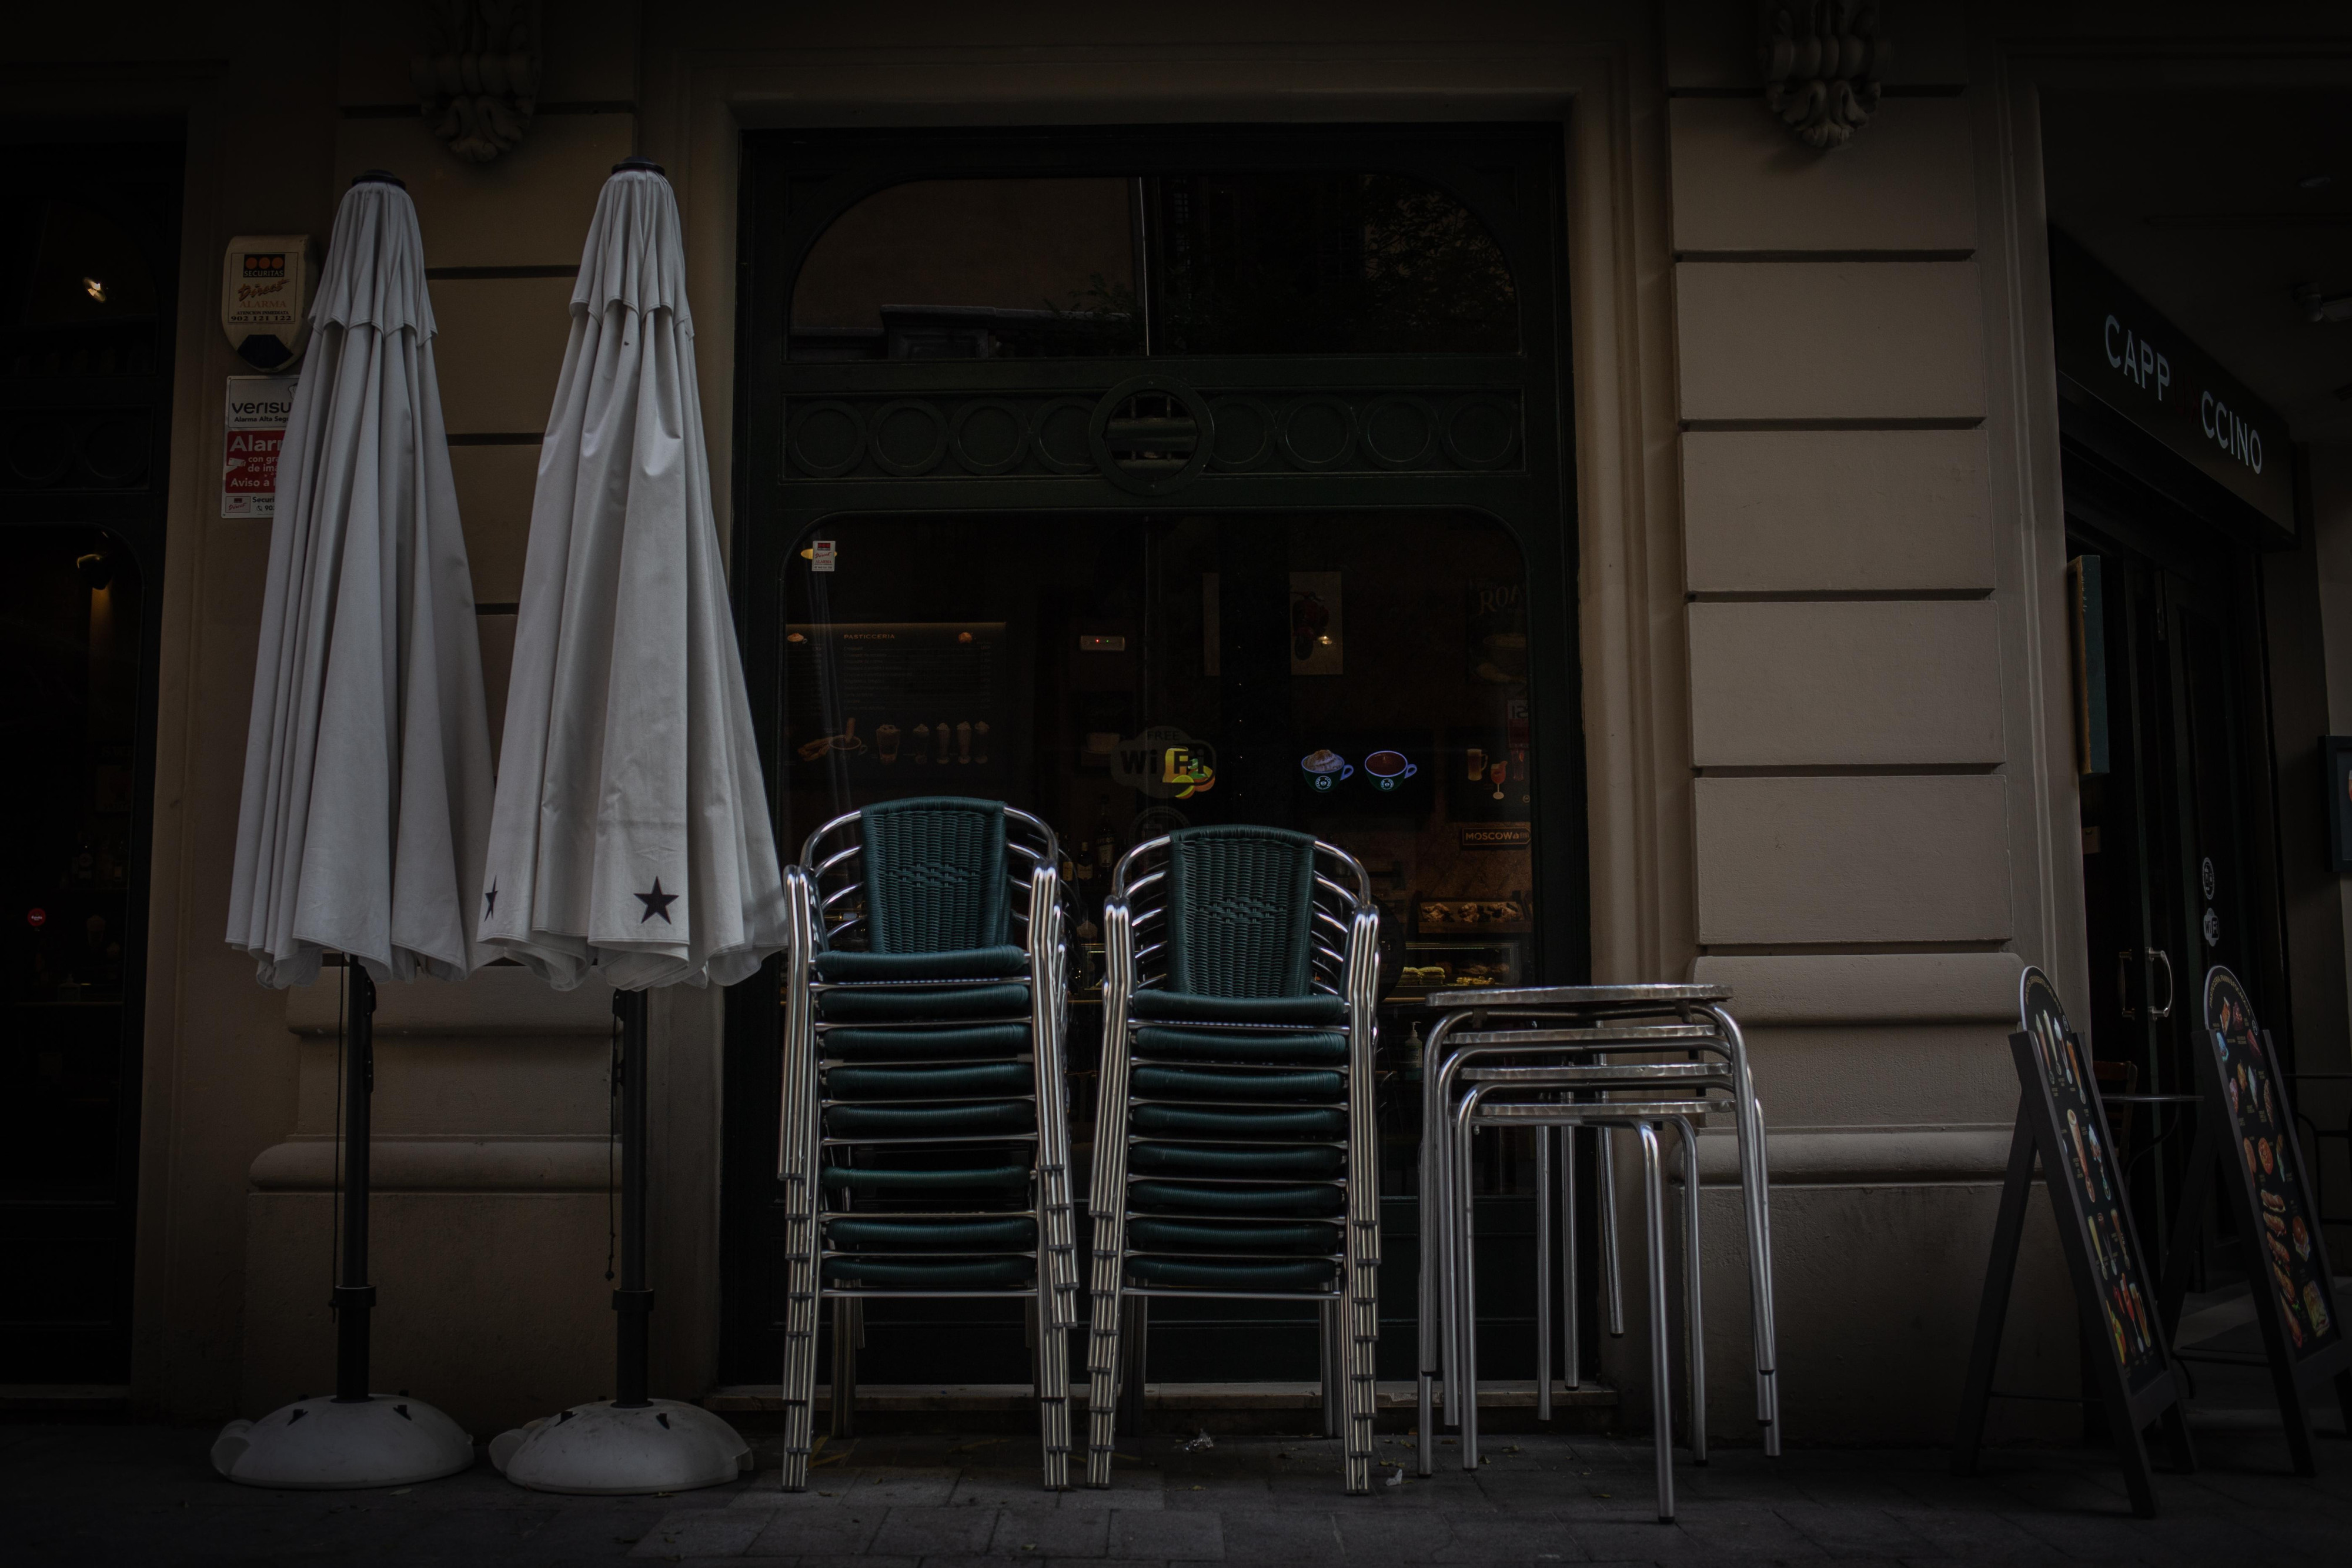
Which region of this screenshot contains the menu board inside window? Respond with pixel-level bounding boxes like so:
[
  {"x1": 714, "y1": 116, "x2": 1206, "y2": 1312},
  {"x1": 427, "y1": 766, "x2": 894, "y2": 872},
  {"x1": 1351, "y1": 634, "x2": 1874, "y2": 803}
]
[
  {"x1": 785, "y1": 621, "x2": 1011, "y2": 783},
  {"x1": 2017, "y1": 971, "x2": 2170, "y2": 1395},
  {"x1": 2203, "y1": 969, "x2": 2339, "y2": 1356}
]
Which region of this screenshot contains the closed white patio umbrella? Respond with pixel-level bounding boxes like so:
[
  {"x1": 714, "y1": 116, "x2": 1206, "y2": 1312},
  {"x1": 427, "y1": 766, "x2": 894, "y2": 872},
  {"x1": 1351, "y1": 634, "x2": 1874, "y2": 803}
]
[
  {"x1": 483, "y1": 158, "x2": 781, "y2": 1494},
  {"x1": 213, "y1": 170, "x2": 491, "y2": 1489}
]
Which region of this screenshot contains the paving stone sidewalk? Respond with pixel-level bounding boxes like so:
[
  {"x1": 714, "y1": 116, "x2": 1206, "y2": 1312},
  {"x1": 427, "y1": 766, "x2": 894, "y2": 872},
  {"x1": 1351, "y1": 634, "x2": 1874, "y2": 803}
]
[{"x1": 8, "y1": 1413, "x2": 2351, "y2": 1566}]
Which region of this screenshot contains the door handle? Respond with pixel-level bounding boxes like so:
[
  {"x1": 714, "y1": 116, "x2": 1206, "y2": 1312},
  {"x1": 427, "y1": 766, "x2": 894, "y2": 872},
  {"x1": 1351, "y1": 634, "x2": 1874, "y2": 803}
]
[
  {"x1": 2149, "y1": 948, "x2": 2175, "y2": 1021},
  {"x1": 2117, "y1": 948, "x2": 2177, "y2": 1021}
]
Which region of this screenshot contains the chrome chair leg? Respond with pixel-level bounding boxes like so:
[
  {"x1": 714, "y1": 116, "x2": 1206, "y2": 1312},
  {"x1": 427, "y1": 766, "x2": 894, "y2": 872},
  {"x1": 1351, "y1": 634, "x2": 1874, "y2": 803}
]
[
  {"x1": 779, "y1": 1171, "x2": 821, "y2": 1490},
  {"x1": 1320, "y1": 1298, "x2": 1342, "y2": 1439},
  {"x1": 830, "y1": 1297, "x2": 859, "y2": 1439},
  {"x1": 1083, "y1": 1273, "x2": 1121, "y2": 1488},
  {"x1": 1703, "y1": 1004, "x2": 1779, "y2": 1455},
  {"x1": 1451, "y1": 1088, "x2": 1484, "y2": 1470},
  {"x1": 1083, "y1": 920, "x2": 1135, "y2": 1489},
  {"x1": 1639, "y1": 1122, "x2": 1674, "y2": 1523},
  {"x1": 1599, "y1": 1125, "x2": 1625, "y2": 1336},
  {"x1": 1035, "y1": 1257, "x2": 1071, "y2": 1490},
  {"x1": 1674, "y1": 1115, "x2": 1706, "y2": 1466},
  {"x1": 1560, "y1": 1124, "x2": 1580, "y2": 1391},
  {"x1": 1115, "y1": 1295, "x2": 1148, "y2": 1439},
  {"x1": 1536, "y1": 1126, "x2": 1553, "y2": 1421}
]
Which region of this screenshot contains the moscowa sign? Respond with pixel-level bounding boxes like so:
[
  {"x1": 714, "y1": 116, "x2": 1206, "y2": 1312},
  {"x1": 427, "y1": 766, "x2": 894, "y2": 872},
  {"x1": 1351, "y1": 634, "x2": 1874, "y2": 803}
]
[{"x1": 2049, "y1": 230, "x2": 2295, "y2": 540}]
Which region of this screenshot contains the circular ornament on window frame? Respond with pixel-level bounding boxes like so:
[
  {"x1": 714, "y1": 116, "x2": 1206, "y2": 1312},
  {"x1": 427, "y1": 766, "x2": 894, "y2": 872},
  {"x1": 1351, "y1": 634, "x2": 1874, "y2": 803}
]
[
  {"x1": 1442, "y1": 396, "x2": 1520, "y2": 470},
  {"x1": 787, "y1": 400, "x2": 866, "y2": 479},
  {"x1": 869, "y1": 400, "x2": 948, "y2": 477},
  {"x1": 949, "y1": 400, "x2": 1030, "y2": 476},
  {"x1": 1277, "y1": 396, "x2": 1358, "y2": 472},
  {"x1": 1207, "y1": 397, "x2": 1277, "y2": 472},
  {"x1": 1032, "y1": 397, "x2": 1099, "y2": 475},
  {"x1": 1359, "y1": 396, "x2": 1438, "y2": 470}
]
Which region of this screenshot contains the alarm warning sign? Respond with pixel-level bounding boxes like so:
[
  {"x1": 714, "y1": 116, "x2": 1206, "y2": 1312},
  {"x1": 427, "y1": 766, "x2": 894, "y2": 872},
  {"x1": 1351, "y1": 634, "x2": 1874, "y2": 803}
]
[{"x1": 223, "y1": 375, "x2": 297, "y2": 518}]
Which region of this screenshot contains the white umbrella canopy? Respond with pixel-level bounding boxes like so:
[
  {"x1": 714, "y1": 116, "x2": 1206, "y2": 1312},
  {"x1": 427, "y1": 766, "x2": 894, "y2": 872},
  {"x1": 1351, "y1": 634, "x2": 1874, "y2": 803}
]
[
  {"x1": 225, "y1": 175, "x2": 495, "y2": 989},
  {"x1": 479, "y1": 163, "x2": 787, "y2": 992}
]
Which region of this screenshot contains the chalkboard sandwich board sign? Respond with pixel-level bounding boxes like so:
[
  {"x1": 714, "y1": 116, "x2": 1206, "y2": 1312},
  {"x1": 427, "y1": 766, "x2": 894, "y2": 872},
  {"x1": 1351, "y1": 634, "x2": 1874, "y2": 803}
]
[
  {"x1": 2157, "y1": 967, "x2": 2352, "y2": 1476},
  {"x1": 1956, "y1": 967, "x2": 2193, "y2": 1516}
]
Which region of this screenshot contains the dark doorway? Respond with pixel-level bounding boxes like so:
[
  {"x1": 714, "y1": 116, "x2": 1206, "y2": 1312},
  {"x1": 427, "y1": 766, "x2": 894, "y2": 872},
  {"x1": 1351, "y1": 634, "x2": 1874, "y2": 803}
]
[
  {"x1": 0, "y1": 134, "x2": 179, "y2": 1383},
  {"x1": 2063, "y1": 426, "x2": 2291, "y2": 1288},
  {"x1": 723, "y1": 124, "x2": 1585, "y2": 1395}
]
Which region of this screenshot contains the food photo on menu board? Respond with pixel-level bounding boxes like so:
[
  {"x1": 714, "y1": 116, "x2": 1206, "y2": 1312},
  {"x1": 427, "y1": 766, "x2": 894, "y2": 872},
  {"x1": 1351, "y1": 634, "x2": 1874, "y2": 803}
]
[
  {"x1": 2020, "y1": 974, "x2": 2166, "y2": 1390},
  {"x1": 2206, "y1": 969, "x2": 2338, "y2": 1353}
]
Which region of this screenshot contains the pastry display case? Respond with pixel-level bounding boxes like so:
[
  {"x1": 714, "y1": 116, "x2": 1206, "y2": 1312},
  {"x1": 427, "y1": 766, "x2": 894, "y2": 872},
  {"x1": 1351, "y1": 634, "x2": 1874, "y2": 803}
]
[{"x1": 1389, "y1": 938, "x2": 1523, "y2": 999}]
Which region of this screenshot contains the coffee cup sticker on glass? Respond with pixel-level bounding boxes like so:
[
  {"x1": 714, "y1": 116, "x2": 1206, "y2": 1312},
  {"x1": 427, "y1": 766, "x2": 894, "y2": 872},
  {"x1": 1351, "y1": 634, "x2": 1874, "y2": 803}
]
[
  {"x1": 1364, "y1": 749, "x2": 1416, "y2": 791},
  {"x1": 1300, "y1": 749, "x2": 1353, "y2": 791}
]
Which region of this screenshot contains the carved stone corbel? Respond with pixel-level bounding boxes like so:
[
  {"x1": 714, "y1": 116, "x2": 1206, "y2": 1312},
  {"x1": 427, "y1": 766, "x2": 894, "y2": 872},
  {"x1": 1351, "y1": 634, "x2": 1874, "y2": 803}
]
[
  {"x1": 1760, "y1": 1, "x2": 1890, "y2": 151},
  {"x1": 413, "y1": 1, "x2": 542, "y2": 165}
]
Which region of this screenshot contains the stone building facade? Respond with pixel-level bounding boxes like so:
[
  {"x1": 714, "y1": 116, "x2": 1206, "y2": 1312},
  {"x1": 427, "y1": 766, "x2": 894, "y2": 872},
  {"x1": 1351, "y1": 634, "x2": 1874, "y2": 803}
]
[{"x1": 4, "y1": 1, "x2": 2347, "y2": 1445}]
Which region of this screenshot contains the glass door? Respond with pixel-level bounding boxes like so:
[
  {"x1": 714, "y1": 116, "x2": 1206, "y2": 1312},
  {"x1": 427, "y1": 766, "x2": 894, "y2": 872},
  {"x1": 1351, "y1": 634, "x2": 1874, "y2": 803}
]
[{"x1": 2072, "y1": 528, "x2": 2280, "y2": 1289}]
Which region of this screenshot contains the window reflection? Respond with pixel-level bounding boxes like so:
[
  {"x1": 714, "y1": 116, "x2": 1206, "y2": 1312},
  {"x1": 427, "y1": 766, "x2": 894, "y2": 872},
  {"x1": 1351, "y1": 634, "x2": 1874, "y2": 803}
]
[
  {"x1": 788, "y1": 173, "x2": 1517, "y2": 360},
  {"x1": 791, "y1": 179, "x2": 1139, "y2": 360},
  {"x1": 1154, "y1": 173, "x2": 1516, "y2": 355}
]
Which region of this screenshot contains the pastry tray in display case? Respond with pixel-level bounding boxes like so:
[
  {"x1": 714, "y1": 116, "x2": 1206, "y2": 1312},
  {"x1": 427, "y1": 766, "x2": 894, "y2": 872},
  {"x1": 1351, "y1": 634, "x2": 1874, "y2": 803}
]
[
  {"x1": 1389, "y1": 939, "x2": 1522, "y2": 999},
  {"x1": 1412, "y1": 898, "x2": 1531, "y2": 936}
]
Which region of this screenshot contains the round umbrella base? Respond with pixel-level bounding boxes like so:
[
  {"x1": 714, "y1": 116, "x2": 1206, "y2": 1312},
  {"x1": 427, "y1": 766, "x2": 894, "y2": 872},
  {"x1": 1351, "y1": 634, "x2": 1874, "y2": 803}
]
[
  {"x1": 490, "y1": 1400, "x2": 751, "y2": 1495},
  {"x1": 212, "y1": 1396, "x2": 475, "y2": 1489}
]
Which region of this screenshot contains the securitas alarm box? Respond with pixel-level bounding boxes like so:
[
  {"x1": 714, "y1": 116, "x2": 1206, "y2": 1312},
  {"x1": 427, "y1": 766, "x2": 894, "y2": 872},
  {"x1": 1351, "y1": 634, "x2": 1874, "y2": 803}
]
[{"x1": 222, "y1": 235, "x2": 318, "y2": 369}]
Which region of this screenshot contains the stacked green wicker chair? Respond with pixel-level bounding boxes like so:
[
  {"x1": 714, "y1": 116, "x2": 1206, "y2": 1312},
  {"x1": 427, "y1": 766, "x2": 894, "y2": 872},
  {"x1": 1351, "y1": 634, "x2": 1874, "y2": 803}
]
[
  {"x1": 778, "y1": 798, "x2": 1075, "y2": 1490},
  {"x1": 1084, "y1": 825, "x2": 1382, "y2": 1493}
]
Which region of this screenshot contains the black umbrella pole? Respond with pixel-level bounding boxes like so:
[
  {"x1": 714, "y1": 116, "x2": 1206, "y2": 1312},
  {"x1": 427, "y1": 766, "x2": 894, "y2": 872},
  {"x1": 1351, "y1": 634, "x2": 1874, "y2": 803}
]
[
  {"x1": 332, "y1": 966, "x2": 378, "y2": 1403},
  {"x1": 614, "y1": 989, "x2": 654, "y2": 1407}
]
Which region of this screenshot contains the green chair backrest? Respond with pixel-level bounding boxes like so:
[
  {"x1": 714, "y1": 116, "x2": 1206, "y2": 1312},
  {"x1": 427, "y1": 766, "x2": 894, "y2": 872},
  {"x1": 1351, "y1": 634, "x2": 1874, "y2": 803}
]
[
  {"x1": 859, "y1": 797, "x2": 1010, "y2": 953},
  {"x1": 1163, "y1": 825, "x2": 1321, "y2": 998}
]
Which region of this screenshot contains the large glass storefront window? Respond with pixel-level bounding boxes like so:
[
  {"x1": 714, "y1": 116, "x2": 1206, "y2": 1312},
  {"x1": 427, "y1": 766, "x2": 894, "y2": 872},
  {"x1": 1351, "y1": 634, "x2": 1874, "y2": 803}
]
[
  {"x1": 734, "y1": 123, "x2": 1571, "y2": 1385},
  {"x1": 780, "y1": 509, "x2": 1542, "y2": 1205}
]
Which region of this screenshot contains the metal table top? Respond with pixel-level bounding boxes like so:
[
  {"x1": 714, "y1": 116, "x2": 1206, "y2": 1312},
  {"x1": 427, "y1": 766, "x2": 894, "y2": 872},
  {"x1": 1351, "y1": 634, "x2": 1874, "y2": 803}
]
[{"x1": 1418, "y1": 982, "x2": 1730, "y2": 1011}]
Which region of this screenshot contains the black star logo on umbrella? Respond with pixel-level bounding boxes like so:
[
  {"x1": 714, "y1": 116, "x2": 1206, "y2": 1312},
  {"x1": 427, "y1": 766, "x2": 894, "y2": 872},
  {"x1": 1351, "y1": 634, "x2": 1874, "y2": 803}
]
[
  {"x1": 636, "y1": 879, "x2": 679, "y2": 924},
  {"x1": 483, "y1": 880, "x2": 497, "y2": 917}
]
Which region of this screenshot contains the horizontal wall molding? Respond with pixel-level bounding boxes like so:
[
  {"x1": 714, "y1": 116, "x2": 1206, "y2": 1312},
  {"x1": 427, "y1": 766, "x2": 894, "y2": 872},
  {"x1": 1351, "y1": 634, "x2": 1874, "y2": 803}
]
[
  {"x1": 250, "y1": 1135, "x2": 613, "y2": 1192},
  {"x1": 1675, "y1": 250, "x2": 1975, "y2": 263},
  {"x1": 426, "y1": 265, "x2": 580, "y2": 281},
  {"x1": 286, "y1": 965, "x2": 613, "y2": 1038},
  {"x1": 1696, "y1": 941, "x2": 2014, "y2": 957},
  {"x1": 2143, "y1": 213, "x2": 2352, "y2": 229},
  {"x1": 1666, "y1": 85, "x2": 1967, "y2": 99},
  {"x1": 1689, "y1": 589, "x2": 1993, "y2": 603},
  {"x1": 1690, "y1": 1126, "x2": 2014, "y2": 1186},
  {"x1": 341, "y1": 101, "x2": 637, "y2": 118},
  {"x1": 1692, "y1": 951, "x2": 2024, "y2": 1024},
  {"x1": 1693, "y1": 764, "x2": 2002, "y2": 778},
  {"x1": 1681, "y1": 417, "x2": 1985, "y2": 432}
]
